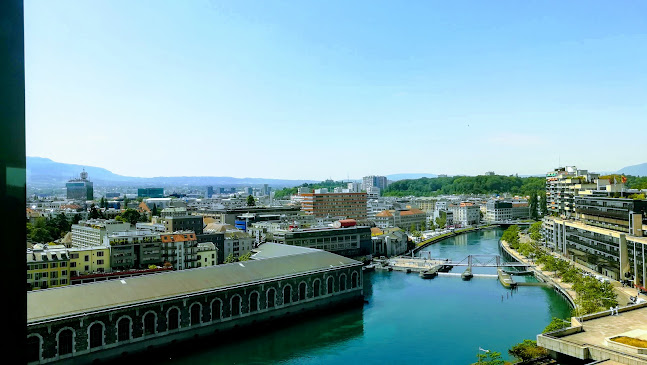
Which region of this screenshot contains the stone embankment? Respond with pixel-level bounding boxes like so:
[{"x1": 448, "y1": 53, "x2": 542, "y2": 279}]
[
  {"x1": 499, "y1": 239, "x2": 577, "y2": 308},
  {"x1": 413, "y1": 225, "x2": 496, "y2": 253}
]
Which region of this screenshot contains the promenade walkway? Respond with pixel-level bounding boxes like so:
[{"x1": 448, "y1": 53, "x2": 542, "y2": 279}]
[{"x1": 502, "y1": 235, "x2": 642, "y2": 307}]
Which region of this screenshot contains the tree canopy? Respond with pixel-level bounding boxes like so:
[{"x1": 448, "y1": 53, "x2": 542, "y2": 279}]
[{"x1": 383, "y1": 175, "x2": 545, "y2": 197}]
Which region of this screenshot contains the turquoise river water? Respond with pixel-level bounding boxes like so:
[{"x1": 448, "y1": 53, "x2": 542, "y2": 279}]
[{"x1": 148, "y1": 228, "x2": 572, "y2": 365}]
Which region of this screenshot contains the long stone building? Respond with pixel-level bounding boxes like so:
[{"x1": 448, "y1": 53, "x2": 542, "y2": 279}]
[{"x1": 27, "y1": 244, "x2": 364, "y2": 364}]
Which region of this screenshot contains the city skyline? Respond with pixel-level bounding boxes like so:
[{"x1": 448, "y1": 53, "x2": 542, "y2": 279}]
[{"x1": 25, "y1": 1, "x2": 647, "y2": 180}]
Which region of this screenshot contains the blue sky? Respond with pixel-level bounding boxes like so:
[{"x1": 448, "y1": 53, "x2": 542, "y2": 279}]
[{"x1": 25, "y1": 1, "x2": 647, "y2": 180}]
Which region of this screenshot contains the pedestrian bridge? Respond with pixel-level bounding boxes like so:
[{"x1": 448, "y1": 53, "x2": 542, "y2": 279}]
[{"x1": 389, "y1": 254, "x2": 531, "y2": 270}]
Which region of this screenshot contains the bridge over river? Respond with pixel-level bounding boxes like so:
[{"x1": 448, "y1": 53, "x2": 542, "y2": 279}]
[{"x1": 389, "y1": 254, "x2": 532, "y2": 270}]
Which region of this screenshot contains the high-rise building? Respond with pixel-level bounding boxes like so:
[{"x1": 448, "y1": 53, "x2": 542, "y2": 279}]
[
  {"x1": 545, "y1": 166, "x2": 598, "y2": 218},
  {"x1": 66, "y1": 169, "x2": 94, "y2": 200},
  {"x1": 362, "y1": 175, "x2": 388, "y2": 192}
]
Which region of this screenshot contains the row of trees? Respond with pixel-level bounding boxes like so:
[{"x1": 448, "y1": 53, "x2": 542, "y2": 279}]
[
  {"x1": 503, "y1": 225, "x2": 619, "y2": 315},
  {"x1": 224, "y1": 251, "x2": 252, "y2": 263}
]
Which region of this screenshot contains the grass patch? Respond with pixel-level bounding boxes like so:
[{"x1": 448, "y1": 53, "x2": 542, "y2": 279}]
[{"x1": 611, "y1": 336, "x2": 647, "y2": 348}]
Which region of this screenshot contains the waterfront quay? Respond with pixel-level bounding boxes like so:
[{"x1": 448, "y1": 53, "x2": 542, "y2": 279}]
[{"x1": 27, "y1": 244, "x2": 363, "y2": 364}]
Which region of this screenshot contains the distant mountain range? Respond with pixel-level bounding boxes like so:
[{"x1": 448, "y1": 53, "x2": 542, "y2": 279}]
[
  {"x1": 617, "y1": 163, "x2": 647, "y2": 177},
  {"x1": 26, "y1": 157, "x2": 318, "y2": 188}
]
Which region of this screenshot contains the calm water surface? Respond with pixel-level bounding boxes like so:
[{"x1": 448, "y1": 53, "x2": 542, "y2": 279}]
[{"x1": 161, "y1": 228, "x2": 571, "y2": 365}]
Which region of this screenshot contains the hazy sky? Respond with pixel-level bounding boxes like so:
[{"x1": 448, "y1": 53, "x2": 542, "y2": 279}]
[{"x1": 25, "y1": 1, "x2": 647, "y2": 180}]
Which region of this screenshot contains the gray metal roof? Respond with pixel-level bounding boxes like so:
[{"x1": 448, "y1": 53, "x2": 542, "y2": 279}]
[{"x1": 28, "y1": 243, "x2": 360, "y2": 324}]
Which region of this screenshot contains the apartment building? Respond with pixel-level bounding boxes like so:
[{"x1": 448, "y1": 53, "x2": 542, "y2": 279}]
[
  {"x1": 71, "y1": 219, "x2": 131, "y2": 248},
  {"x1": 300, "y1": 192, "x2": 368, "y2": 220},
  {"x1": 450, "y1": 202, "x2": 481, "y2": 226},
  {"x1": 160, "y1": 231, "x2": 199, "y2": 270},
  {"x1": 27, "y1": 244, "x2": 70, "y2": 290},
  {"x1": 374, "y1": 208, "x2": 426, "y2": 230},
  {"x1": 542, "y1": 166, "x2": 647, "y2": 288}
]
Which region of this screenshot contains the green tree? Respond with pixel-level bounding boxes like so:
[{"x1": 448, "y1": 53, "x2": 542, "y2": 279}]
[
  {"x1": 471, "y1": 351, "x2": 505, "y2": 365},
  {"x1": 72, "y1": 213, "x2": 82, "y2": 225},
  {"x1": 89, "y1": 205, "x2": 101, "y2": 219},
  {"x1": 238, "y1": 251, "x2": 252, "y2": 261},
  {"x1": 224, "y1": 253, "x2": 237, "y2": 263},
  {"x1": 539, "y1": 193, "x2": 548, "y2": 216},
  {"x1": 529, "y1": 192, "x2": 539, "y2": 220},
  {"x1": 118, "y1": 208, "x2": 143, "y2": 226},
  {"x1": 435, "y1": 215, "x2": 447, "y2": 229},
  {"x1": 543, "y1": 317, "x2": 569, "y2": 333},
  {"x1": 246, "y1": 195, "x2": 256, "y2": 207},
  {"x1": 529, "y1": 221, "x2": 542, "y2": 241},
  {"x1": 151, "y1": 203, "x2": 158, "y2": 217},
  {"x1": 508, "y1": 339, "x2": 547, "y2": 361}
]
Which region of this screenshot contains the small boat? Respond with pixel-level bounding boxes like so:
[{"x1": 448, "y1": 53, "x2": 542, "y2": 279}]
[
  {"x1": 461, "y1": 267, "x2": 473, "y2": 281},
  {"x1": 420, "y1": 265, "x2": 441, "y2": 279},
  {"x1": 362, "y1": 264, "x2": 376, "y2": 272}
]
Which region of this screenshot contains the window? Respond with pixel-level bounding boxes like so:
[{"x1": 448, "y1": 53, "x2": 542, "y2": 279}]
[
  {"x1": 84, "y1": 255, "x2": 89, "y2": 262},
  {"x1": 51, "y1": 271, "x2": 58, "y2": 278},
  {"x1": 340, "y1": 275, "x2": 346, "y2": 291},
  {"x1": 51, "y1": 262, "x2": 58, "y2": 268},
  {"x1": 168, "y1": 308, "x2": 180, "y2": 330},
  {"x1": 27, "y1": 336, "x2": 40, "y2": 362},
  {"x1": 352, "y1": 272, "x2": 359, "y2": 288},
  {"x1": 190, "y1": 304, "x2": 201, "y2": 325},
  {"x1": 143, "y1": 313, "x2": 156, "y2": 335},
  {"x1": 231, "y1": 295, "x2": 241, "y2": 316},
  {"x1": 117, "y1": 318, "x2": 131, "y2": 342},
  {"x1": 211, "y1": 300, "x2": 222, "y2": 320},
  {"x1": 84, "y1": 266, "x2": 89, "y2": 271},
  {"x1": 327, "y1": 277, "x2": 334, "y2": 294},
  {"x1": 299, "y1": 282, "x2": 307, "y2": 300},
  {"x1": 89, "y1": 323, "x2": 104, "y2": 348},
  {"x1": 283, "y1": 286, "x2": 291, "y2": 305},
  {"x1": 58, "y1": 329, "x2": 74, "y2": 356},
  {"x1": 313, "y1": 280, "x2": 320, "y2": 297},
  {"x1": 27, "y1": 273, "x2": 32, "y2": 280},
  {"x1": 267, "y1": 288, "x2": 276, "y2": 308},
  {"x1": 97, "y1": 251, "x2": 104, "y2": 257},
  {"x1": 61, "y1": 262, "x2": 67, "y2": 267},
  {"x1": 249, "y1": 292, "x2": 259, "y2": 312},
  {"x1": 97, "y1": 260, "x2": 104, "y2": 265},
  {"x1": 70, "y1": 262, "x2": 76, "y2": 268}
]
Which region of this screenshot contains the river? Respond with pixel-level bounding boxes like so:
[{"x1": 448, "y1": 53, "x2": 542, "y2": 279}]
[{"x1": 152, "y1": 228, "x2": 572, "y2": 365}]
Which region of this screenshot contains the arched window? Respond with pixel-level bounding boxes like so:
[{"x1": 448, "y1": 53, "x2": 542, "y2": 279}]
[
  {"x1": 283, "y1": 285, "x2": 292, "y2": 305},
  {"x1": 231, "y1": 295, "x2": 241, "y2": 316},
  {"x1": 267, "y1": 288, "x2": 276, "y2": 308},
  {"x1": 58, "y1": 329, "x2": 74, "y2": 356},
  {"x1": 143, "y1": 312, "x2": 156, "y2": 335},
  {"x1": 117, "y1": 317, "x2": 131, "y2": 342},
  {"x1": 89, "y1": 322, "x2": 104, "y2": 348},
  {"x1": 27, "y1": 336, "x2": 41, "y2": 363},
  {"x1": 249, "y1": 292, "x2": 259, "y2": 312},
  {"x1": 168, "y1": 308, "x2": 180, "y2": 330},
  {"x1": 190, "y1": 303, "x2": 202, "y2": 325},
  {"x1": 351, "y1": 272, "x2": 359, "y2": 288},
  {"x1": 313, "y1": 279, "x2": 321, "y2": 298},
  {"x1": 340, "y1": 274, "x2": 347, "y2": 291},
  {"x1": 327, "y1": 277, "x2": 334, "y2": 294},
  {"x1": 211, "y1": 299, "x2": 222, "y2": 321},
  {"x1": 299, "y1": 282, "x2": 307, "y2": 301}
]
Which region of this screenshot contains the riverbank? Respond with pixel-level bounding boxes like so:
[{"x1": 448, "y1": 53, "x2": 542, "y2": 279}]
[
  {"x1": 413, "y1": 225, "x2": 497, "y2": 253},
  {"x1": 499, "y1": 239, "x2": 577, "y2": 309},
  {"x1": 500, "y1": 234, "x2": 643, "y2": 310}
]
